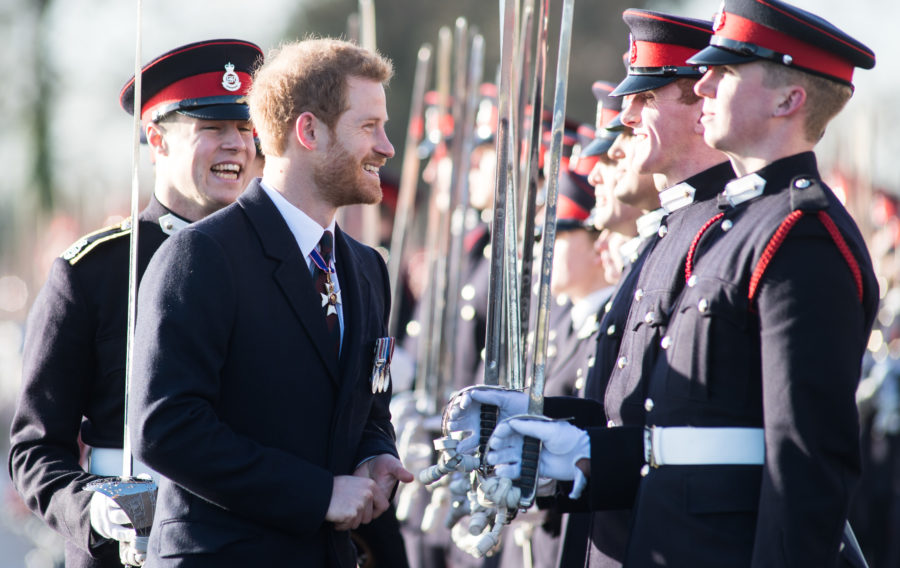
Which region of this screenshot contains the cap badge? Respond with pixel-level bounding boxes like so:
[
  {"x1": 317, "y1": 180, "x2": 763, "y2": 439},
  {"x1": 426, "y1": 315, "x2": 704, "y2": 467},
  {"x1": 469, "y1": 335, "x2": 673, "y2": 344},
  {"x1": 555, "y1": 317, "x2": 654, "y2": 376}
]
[
  {"x1": 629, "y1": 34, "x2": 638, "y2": 65},
  {"x1": 713, "y1": 2, "x2": 726, "y2": 32},
  {"x1": 221, "y1": 62, "x2": 241, "y2": 92}
]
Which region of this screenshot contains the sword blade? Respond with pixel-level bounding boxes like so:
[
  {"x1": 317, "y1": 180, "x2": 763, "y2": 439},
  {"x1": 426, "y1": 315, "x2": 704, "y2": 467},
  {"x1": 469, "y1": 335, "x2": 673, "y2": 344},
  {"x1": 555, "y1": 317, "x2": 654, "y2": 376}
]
[
  {"x1": 387, "y1": 44, "x2": 432, "y2": 338},
  {"x1": 528, "y1": 0, "x2": 575, "y2": 417}
]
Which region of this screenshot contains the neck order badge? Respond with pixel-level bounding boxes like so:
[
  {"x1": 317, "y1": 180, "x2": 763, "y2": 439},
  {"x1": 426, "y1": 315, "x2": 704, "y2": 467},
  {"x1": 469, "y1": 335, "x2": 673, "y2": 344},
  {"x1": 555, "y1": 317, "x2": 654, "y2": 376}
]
[{"x1": 310, "y1": 232, "x2": 341, "y2": 316}]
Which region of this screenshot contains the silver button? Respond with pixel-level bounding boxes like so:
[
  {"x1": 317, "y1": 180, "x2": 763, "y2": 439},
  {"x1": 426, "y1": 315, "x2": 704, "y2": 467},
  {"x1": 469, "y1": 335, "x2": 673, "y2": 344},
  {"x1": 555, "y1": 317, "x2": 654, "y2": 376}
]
[
  {"x1": 461, "y1": 284, "x2": 476, "y2": 301},
  {"x1": 576, "y1": 367, "x2": 583, "y2": 378},
  {"x1": 617, "y1": 356, "x2": 627, "y2": 369},
  {"x1": 634, "y1": 288, "x2": 644, "y2": 301},
  {"x1": 641, "y1": 464, "x2": 650, "y2": 477},
  {"x1": 721, "y1": 219, "x2": 733, "y2": 232},
  {"x1": 575, "y1": 377, "x2": 584, "y2": 390},
  {"x1": 461, "y1": 305, "x2": 476, "y2": 321},
  {"x1": 644, "y1": 311, "x2": 656, "y2": 324},
  {"x1": 688, "y1": 274, "x2": 698, "y2": 287},
  {"x1": 604, "y1": 301, "x2": 613, "y2": 313},
  {"x1": 606, "y1": 324, "x2": 616, "y2": 336},
  {"x1": 783, "y1": 54, "x2": 793, "y2": 66},
  {"x1": 587, "y1": 356, "x2": 595, "y2": 368},
  {"x1": 607, "y1": 420, "x2": 616, "y2": 428},
  {"x1": 660, "y1": 335, "x2": 672, "y2": 350},
  {"x1": 698, "y1": 298, "x2": 709, "y2": 313},
  {"x1": 549, "y1": 329, "x2": 557, "y2": 341},
  {"x1": 644, "y1": 398, "x2": 654, "y2": 412},
  {"x1": 658, "y1": 225, "x2": 668, "y2": 238},
  {"x1": 794, "y1": 177, "x2": 811, "y2": 189}
]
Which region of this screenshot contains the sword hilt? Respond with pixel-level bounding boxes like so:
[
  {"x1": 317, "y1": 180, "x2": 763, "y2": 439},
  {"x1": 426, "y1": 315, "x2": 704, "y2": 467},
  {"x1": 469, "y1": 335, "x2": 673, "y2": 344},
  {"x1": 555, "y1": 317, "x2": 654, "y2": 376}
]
[
  {"x1": 513, "y1": 435, "x2": 541, "y2": 509},
  {"x1": 479, "y1": 404, "x2": 499, "y2": 472}
]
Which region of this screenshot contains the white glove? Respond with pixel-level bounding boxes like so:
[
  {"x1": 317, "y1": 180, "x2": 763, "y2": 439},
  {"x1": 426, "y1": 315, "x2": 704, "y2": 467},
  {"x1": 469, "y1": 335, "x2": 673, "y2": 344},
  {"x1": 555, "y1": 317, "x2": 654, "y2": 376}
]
[
  {"x1": 90, "y1": 492, "x2": 136, "y2": 543},
  {"x1": 445, "y1": 386, "x2": 529, "y2": 455},
  {"x1": 486, "y1": 418, "x2": 590, "y2": 499}
]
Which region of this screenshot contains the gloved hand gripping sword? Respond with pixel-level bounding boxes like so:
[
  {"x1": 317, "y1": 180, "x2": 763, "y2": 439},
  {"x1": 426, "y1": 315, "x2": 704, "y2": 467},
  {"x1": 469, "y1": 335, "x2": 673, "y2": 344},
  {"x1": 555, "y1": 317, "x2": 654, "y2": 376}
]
[
  {"x1": 83, "y1": 3, "x2": 156, "y2": 566},
  {"x1": 471, "y1": 0, "x2": 577, "y2": 556}
]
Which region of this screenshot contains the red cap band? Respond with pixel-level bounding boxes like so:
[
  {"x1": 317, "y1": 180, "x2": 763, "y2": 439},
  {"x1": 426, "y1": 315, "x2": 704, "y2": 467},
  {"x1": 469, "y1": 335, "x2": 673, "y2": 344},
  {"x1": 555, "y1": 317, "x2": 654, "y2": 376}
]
[
  {"x1": 717, "y1": 12, "x2": 855, "y2": 83},
  {"x1": 631, "y1": 41, "x2": 702, "y2": 68},
  {"x1": 141, "y1": 70, "x2": 253, "y2": 123}
]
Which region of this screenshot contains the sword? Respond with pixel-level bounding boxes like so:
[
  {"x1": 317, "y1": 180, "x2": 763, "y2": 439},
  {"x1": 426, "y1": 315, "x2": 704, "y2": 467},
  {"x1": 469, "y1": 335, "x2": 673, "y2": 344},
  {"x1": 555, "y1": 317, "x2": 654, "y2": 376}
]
[
  {"x1": 518, "y1": 0, "x2": 549, "y2": 352},
  {"x1": 84, "y1": 2, "x2": 157, "y2": 565},
  {"x1": 438, "y1": 22, "x2": 486, "y2": 405},
  {"x1": 387, "y1": 44, "x2": 432, "y2": 339},
  {"x1": 513, "y1": 0, "x2": 576, "y2": 511},
  {"x1": 416, "y1": 26, "x2": 453, "y2": 415}
]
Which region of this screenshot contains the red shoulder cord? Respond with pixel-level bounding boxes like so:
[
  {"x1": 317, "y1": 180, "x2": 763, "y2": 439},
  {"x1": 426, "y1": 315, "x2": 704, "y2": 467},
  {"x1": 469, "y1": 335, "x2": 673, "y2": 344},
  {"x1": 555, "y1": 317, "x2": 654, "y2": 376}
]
[
  {"x1": 684, "y1": 212, "x2": 725, "y2": 284},
  {"x1": 747, "y1": 210, "x2": 864, "y2": 305}
]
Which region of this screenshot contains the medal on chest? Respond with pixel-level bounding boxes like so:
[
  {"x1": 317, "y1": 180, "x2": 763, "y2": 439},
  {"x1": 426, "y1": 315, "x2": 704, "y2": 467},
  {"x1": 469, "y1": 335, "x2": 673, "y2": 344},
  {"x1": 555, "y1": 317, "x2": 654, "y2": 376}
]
[
  {"x1": 310, "y1": 248, "x2": 341, "y2": 315},
  {"x1": 370, "y1": 337, "x2": 395, "y2": 393}
]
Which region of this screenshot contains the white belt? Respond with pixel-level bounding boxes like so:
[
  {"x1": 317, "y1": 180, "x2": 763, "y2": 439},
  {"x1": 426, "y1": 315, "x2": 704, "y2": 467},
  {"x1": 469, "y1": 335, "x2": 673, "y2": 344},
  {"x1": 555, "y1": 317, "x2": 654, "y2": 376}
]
[
  {"x1": 88, "y1": 447, "x2": 160, "y2": 480},
  {"x1": 644, "y1": 426, "x2": 765, "y2": 467}
]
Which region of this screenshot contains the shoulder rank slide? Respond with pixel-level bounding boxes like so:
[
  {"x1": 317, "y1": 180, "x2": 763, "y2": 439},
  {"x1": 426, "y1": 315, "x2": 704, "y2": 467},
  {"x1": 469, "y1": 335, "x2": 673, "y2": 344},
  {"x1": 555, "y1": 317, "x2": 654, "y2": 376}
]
[{"x1": 62, "y1": 218, "x2": 132, "y2": 265}]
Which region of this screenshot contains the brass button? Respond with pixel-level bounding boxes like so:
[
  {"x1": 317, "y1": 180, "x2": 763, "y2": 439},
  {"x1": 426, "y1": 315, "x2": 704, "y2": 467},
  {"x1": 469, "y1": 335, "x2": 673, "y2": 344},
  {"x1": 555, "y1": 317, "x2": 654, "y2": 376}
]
[{"x1": 641, "y1": 464, "x2": 650, "y2": 477}]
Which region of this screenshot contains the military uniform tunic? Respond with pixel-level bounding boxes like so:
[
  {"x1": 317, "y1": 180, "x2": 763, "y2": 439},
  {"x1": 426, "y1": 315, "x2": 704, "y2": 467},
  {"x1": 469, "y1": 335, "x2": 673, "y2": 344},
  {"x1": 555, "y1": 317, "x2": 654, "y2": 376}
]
[
  {"x1": 623, "y1": 153, "x2": 878, "y2": 567},
  {"x1": 8, "y1": 197, "x2": 183, "y2": 568},
  {"x1": 571, "y1": 163, "x2": 734, "y2": 567}
]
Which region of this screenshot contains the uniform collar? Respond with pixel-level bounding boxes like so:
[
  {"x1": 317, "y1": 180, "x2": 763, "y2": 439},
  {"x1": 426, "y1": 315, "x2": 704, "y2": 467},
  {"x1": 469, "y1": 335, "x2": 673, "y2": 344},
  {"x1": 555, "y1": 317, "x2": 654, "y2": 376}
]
[
  {"x1": 658, "y1": 183, "x2": 696, "y2": 214},
  {"x1": 571, "y1": 287, "x2": 614, "y2": 333},
  {"x1": 721, "y1": 152, "x2": 820, "y2": 208},
  {"x1": 723, "y1": 173, "x2": 767, "y2": 207},
  {"x1": 635, "y1": 208, "x2": 666, "y2": 240},
  {"x1": 142, "y1": 194, "x2": 191, "y2": 235}
]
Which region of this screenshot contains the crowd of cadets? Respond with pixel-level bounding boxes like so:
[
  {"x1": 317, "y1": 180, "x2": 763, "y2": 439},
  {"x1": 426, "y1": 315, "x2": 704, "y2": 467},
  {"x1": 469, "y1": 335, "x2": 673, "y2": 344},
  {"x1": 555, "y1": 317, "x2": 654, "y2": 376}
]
[{"x1": 6, "y1": 0, "x2": 900, "y2": 567}]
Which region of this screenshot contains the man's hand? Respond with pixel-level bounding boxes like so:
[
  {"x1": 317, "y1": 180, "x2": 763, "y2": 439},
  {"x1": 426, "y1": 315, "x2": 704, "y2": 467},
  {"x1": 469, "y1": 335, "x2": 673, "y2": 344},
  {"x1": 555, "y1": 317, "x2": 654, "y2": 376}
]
[
  {"x1": 353, "y1": 454, "x2": 413, "y2": 517},
  {"x1": 326, "y1": 475, "x2": 383, "y2": 531},
  {"x1": 90, "y1": 492, "x2": 136, "y2": 543},
  {"x1": 486, "y1": 418, "x2": 590, "y2": 499},
  {"x1": 444, "y1": 386, "x2": 529, "y2": 454}
]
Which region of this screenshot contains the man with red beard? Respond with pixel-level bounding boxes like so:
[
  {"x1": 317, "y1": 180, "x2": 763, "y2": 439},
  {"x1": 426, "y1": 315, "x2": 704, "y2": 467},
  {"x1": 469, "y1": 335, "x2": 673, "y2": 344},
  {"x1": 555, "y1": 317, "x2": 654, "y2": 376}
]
[
  {"x1": 8, "y1": 39, "x2": 263, "y2": 568},
  {"x1": 127, "y1": 38, "x2": 413, "y2": 566}
]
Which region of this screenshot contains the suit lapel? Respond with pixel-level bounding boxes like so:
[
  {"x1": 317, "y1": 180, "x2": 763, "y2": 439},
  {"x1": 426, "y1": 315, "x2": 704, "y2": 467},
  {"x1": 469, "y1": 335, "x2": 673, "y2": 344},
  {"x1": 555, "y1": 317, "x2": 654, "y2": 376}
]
[
  {"x1": 239, "y1": 182, "x2": 340, "y2": 383},
  {"x1": 334, "y1": 226, "x2": 374, "y2": 393}
]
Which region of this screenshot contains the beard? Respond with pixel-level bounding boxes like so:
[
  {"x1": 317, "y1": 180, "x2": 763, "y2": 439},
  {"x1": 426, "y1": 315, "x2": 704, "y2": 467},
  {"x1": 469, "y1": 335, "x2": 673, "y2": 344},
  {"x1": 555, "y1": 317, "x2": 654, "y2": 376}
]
[{"x1": 313, "y1": 136, "x2": 383, "y2": 208}]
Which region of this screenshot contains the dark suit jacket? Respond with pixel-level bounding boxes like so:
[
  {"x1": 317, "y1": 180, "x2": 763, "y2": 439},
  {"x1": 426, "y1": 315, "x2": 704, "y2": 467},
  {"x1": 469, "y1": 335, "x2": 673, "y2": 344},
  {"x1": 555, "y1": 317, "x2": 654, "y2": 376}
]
[{"x1": 129, "y1": 181, "x2": 398, "y2": 567}]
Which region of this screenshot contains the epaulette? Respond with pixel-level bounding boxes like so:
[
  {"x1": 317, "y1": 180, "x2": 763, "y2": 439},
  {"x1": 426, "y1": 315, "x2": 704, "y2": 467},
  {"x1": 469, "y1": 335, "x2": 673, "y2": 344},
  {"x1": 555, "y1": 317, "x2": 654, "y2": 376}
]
[
  {"x1": 789, "y1": 175, "x2": 829, "y2": 212},
  {"x1": 62, "y1": 218, "x2": 132, "y2": 265}
]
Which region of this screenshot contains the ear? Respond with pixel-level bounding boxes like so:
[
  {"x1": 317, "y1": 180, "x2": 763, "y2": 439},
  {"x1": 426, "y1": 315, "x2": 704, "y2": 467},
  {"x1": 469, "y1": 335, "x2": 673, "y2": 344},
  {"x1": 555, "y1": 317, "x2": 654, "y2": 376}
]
[
  {"x1": 145, "y1": 122, "x2": 166, "y2": 164},
  {"x1": 295, "y1": 112, "x2": 320, "y2": 150},
  {"x1": 773, "y1": 85, "x2": 806, "y2": 118}
]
